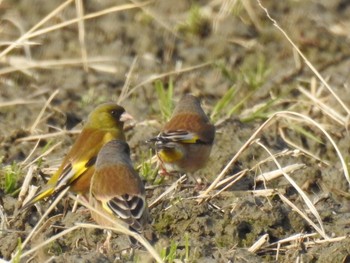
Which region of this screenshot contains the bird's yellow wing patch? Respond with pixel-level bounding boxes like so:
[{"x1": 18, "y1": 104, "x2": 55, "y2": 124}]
[
  {"x1": 55, "y1": 161, "x2": 86, "y2": 190},
  {"x1": 180, "y1": 134, "x2": 199, "y2": 144},
  {"x1": 158, "y1": 148, "x2": 183, "y2": 163},
  {"x1": 101, "y1": 199, "x2": 114, "y2": 215}
]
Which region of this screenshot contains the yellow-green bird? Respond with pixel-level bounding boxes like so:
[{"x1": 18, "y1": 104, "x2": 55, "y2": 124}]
[
  {"x1": 149, "y1": 94, "x2": 215, "y2": 175},
  {"x1": 22, "y1": 103, "x2": 132, "y2": 210},
  {"x1": 89, "y1": 140, "x2": 150, "y2": 237}
]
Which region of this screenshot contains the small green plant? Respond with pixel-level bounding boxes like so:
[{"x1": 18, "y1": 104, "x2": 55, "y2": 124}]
[
  {"x1": 161, "y1": 240, "x2": 178, "y2": 262},
  {"x1": 160, "y1": 233, "x2": 191, "y2": 262},
  {"x1": 287, "y1": 124, "x2": 323, "y2": 145},
  {"x1": 12, "y1": 238, "x2": 22, "y2": 263},
  {"x1": 184, "y1": 232, "x2": 190, "y2": 262},
  {"x1": 231, "y1": 0, "x2": 244, "y2": 16},
  {"x1": 211, "y1": 85, "x2": 237, "y2": 121},
  {"x1": 240, "y1": 97, "x2": 278, "y2": 122},
  {"x1": 1, "y1": 161, "x2": 22, "y2": 195},
  {"x1": 47, "y1": 241, "x2": 63, "y2": 256},
  {"x1": 187, "y1": 5, "x2": 202, "y2": 34},
  {"x1": 214, "y1": 60, "x2": 236, "y2": 83},
  {"x1": 80, "y1": 87, "x2": 107, "y2": 108},
  {"x1": 139, "y1": 148, "x2": 159, "y2": 184},
  {"x1": 177, "y1": 5, "x2": 211, "y2": 38},
  {"x1": 241, "y1": 54, "x2": 270, "y2": 91},
  {"x1": 211, "y1": 54, "x2": 273, "y2": 122},
  {"x1": 155, "y1": 79, "x2": 174, "y2": 121}
]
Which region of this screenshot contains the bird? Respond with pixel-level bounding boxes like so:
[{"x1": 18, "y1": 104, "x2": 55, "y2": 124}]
[
  {"x1": 89, "y1": 140, "x2": 150, "y2": 243},
  {"x1": 149, "y1": 94, "x2": 215, "y2": 175},
  {"x1": 21, "y1": 102, "x2": 132, "y2": 210}
]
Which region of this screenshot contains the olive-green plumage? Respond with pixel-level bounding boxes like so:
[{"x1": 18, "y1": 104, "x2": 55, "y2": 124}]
[{"x1": 22, "y1": 103, "x2": 131, "y2": 210}]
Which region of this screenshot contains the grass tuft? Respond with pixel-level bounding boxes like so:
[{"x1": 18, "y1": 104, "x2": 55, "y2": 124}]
[
  {"x1": 12, "y1": 238, "x2": 22, "y2": 263},
  {"x1": 139, "y1": 149, "x2": 159, "y2": 184},
  {"x1": 241, "y1": 54, "x2": 270, "y2": 91},
  {"x1": 155, "y1": 79, "x2": 174, "y2": 121},
  {"x1": 1, "y1": 161, "x2": 22, "y2": 195},
  {"x1": 177, "y1": 5, "x2": 211, "y2": 38},
  {"x1": 211, "y1": 85, "x2": 237, "y2": 121},
  {"x1": 161, "y1": 240, "x2": 178, "y2": 262}
]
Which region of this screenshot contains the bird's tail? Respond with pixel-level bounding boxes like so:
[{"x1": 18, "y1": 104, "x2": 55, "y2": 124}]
[
  {"x1": 20, "y1": 187, "x2": 54, "y2": 211},
  {"x1": 128, "y1": 222, "x2": 156, "y2": 247}
]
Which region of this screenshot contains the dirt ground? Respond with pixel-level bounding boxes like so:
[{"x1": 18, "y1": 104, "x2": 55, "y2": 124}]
[{"x1": 1, "y1": 0, "x2": 350, "y2": 262}]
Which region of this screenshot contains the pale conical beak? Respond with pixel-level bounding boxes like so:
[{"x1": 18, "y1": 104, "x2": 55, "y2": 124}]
[{"x1": 120, "y1": 112, "x2": 134, "y2": 122}]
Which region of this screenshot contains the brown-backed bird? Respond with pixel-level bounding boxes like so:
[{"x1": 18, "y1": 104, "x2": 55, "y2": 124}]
[
  {"x1": 149, "y1": 94, "x2": 215, "y2": 175},
  {"x1": 89, "y1": 140, "x2": 150, "y2": 239}
]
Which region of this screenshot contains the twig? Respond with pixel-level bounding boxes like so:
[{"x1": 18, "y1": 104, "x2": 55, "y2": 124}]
[
  {"x1": 149, "y1": 175, "x2": 187, "y2": 209},
  {"x1": 30, "y1": 89, "x2": 59, "y2": 133},
  {"x1": 75, "y1": 0, "x2": 88, "y2": 71},
  {"x1": 0, "y1": 0, "x2": 74, "y2": 59},
  {"x1": 257, "y1": 0, "x2": 350, "y2": 118},
  {"x1": 256, "y1": 140, "x2": 327, "y2": 239}
]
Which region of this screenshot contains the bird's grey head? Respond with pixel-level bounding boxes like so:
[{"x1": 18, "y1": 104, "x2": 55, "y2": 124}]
[
  {"x1": 172, "y1": 94, "x2": 206, "y2": 117},
  {"x1": 96, "y1": 140, "x2": 131, "y2": 167}
]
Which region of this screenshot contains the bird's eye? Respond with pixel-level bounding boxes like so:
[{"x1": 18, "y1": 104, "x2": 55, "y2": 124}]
[{"x1": 110, "y1": 109, "x2": 120, "y2": 117}]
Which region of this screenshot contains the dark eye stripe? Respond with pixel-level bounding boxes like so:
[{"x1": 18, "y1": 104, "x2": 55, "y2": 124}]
[{"x1": 110, "y1": 109, "x2": 125, "y2": 119}]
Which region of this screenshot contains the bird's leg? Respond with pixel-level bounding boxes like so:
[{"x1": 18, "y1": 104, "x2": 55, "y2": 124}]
[
  {"x1": 98, "y1": 230, "x2": 112, "y2": 254},
  {"x1": 103, "y1": 230, "x2": 113, "y2": 250},
  {"x1": 72, "y1": 194, "x2": 90, "y2": 213},
  {"x1": 190, "y1": 173, "x2": 207, "y2": 192},
  {"x1": 72, "y1": 194, "x2": 82, "y2": 213}
]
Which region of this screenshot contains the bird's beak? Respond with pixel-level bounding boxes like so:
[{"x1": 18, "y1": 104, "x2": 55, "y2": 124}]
[{"x1": 120, "y1": 112, "x2": 134, "y2": 122}]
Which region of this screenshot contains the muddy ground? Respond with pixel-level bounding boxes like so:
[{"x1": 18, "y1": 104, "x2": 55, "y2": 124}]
[{"x1": 1, "y1": 0, "x2": 350, "y2": 262}]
